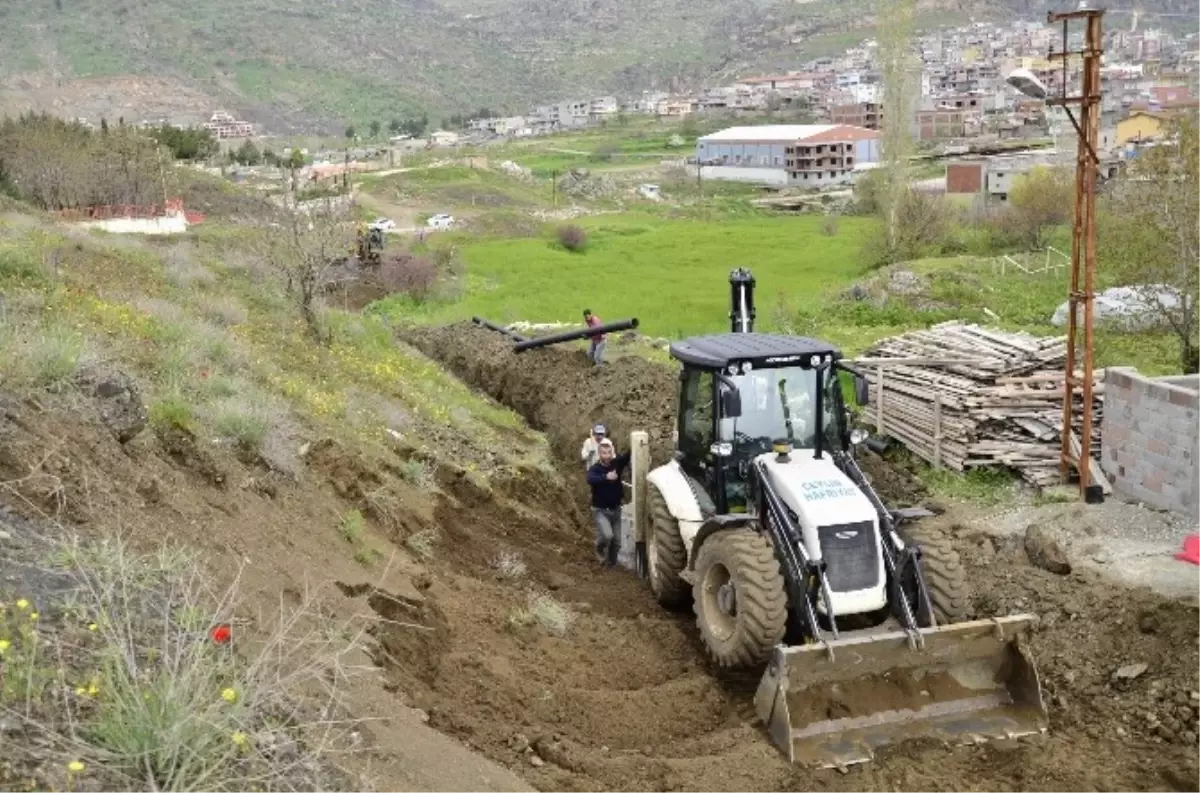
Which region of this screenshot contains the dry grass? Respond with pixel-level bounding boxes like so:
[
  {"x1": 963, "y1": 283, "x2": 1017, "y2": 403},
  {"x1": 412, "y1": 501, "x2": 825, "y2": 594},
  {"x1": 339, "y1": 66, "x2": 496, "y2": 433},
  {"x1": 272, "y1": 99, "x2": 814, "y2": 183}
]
[
  {"x1": 2, "y1": 533, "x2": 375, "y2": 791},
  {"x1": 508, "y1": 591, "x2": 574, "y2": 637},
  {"x1": 0, "y1": 314, "x2": 87, "y2": 390},
  {"x1": 403, "y1": 529, "x2": 438, "y2": 560},
  {"x1": 489, "y1": 551, "x2": 527, "y2": 580}
]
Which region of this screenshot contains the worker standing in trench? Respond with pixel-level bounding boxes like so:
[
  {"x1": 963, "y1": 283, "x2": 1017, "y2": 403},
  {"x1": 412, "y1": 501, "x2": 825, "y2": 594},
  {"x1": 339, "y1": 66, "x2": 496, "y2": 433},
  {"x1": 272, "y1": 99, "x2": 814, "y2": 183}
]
[
  {"x1": 586, "y1": 438, "x2": 630, "y2": 568},
  {"x1": 582, "y1": 309, "x2": 605, "y2": 366}
]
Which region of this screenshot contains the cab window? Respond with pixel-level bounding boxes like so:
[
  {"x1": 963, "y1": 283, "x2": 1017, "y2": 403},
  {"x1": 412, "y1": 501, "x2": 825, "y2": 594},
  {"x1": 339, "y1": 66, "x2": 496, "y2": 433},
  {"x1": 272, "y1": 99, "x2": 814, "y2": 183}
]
[
  {"x1": 821, "y1": 369, "x2": 845, "y2": 452},
  {"x1": 679, "y1": 369, "x2": 714, "y2": 461}
]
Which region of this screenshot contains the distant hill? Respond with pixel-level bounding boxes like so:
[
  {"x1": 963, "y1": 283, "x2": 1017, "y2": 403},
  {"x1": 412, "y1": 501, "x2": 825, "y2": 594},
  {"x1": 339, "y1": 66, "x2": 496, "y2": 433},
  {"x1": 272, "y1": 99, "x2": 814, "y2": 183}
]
[{"x1": 0, "y1": 0, "x2": 1193, "y2": 133}]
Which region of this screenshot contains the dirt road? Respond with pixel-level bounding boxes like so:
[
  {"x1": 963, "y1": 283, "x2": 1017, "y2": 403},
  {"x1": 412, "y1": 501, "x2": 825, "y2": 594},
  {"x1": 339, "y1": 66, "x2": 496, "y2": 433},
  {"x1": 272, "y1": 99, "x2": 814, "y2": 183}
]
[{"x1": 394, "y1": 321, "x2": 1199, "y2": 792}]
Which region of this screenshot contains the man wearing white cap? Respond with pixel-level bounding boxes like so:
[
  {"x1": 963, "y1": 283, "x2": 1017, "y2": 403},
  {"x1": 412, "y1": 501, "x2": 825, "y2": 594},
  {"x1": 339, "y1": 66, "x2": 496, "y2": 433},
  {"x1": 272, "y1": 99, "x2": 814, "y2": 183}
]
[{"x1": 581, "y1": 423, "x2": 607, "y2": 469}]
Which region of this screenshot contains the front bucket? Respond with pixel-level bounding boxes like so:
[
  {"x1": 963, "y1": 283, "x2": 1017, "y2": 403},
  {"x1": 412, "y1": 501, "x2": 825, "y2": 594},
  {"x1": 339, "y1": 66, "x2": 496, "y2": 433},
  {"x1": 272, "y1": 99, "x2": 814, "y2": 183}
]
[{"x1": 753, "y1": 614, "x2": 1047, "y2": 768}]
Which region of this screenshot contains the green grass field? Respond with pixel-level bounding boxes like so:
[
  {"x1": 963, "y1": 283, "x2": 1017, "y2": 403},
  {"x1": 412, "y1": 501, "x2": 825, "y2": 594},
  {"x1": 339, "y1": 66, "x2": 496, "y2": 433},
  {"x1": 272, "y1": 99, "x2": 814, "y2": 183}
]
[{"x1": 374, "y1": 214, "x2": 878, "y2": 337}]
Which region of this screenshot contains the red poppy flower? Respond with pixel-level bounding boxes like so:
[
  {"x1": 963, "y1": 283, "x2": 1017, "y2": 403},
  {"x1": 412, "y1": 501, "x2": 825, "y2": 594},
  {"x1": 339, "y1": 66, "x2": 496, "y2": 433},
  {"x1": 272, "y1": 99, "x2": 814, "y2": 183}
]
[{"x1": 210, "y1": 624, "x2": 232, "y2": 644}]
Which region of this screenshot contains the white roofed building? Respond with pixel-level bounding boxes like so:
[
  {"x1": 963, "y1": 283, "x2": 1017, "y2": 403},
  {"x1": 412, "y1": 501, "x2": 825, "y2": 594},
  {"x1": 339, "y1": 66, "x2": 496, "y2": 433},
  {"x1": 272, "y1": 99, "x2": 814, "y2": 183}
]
[{"x1": 695, "y1": 124, "x2": 882, "y2": 187}]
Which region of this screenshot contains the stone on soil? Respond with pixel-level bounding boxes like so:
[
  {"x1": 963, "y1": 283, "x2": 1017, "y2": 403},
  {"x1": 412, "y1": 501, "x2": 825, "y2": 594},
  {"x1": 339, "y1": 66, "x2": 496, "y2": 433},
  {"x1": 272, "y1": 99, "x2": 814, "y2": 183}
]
[
  {"x1": 75, "y1": 366, "x2": 146, "y2": 443},
  {"x1": 1024, "y1": 523, "x2": 1072, "y2": 574}
]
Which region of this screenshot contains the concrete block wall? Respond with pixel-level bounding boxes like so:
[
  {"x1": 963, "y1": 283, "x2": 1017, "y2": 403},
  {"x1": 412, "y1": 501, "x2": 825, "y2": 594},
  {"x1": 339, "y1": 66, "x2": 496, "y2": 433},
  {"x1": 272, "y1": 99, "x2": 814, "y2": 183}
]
[{"x1": 1101, "y1": 367, "x2": 1199, "y2": 517}]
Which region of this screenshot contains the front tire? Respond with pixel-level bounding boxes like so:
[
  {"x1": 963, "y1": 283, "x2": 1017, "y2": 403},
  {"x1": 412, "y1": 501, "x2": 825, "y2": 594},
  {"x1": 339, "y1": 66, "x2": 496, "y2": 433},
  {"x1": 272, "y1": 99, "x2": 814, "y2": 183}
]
[
  {"x1": 692, "y1": 528, "x2": 787, "y2": 668},
  {"x1": 646, "y1": 482, "x2": 690, "y2": 610},
  {"x1": 900, "y1": 525, "x2": 969, "y2": 624}
]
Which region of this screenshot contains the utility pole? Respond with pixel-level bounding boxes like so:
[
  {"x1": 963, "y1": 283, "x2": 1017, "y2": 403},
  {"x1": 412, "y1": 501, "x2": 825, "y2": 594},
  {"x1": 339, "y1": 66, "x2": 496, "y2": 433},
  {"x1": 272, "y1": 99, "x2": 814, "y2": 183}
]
[
  {"x1": 551, "y1": 169, "x2": 558, "y2": 207},
  {"x1": 1047, "y1": 2, "x2": 1104, "y2": 501}
]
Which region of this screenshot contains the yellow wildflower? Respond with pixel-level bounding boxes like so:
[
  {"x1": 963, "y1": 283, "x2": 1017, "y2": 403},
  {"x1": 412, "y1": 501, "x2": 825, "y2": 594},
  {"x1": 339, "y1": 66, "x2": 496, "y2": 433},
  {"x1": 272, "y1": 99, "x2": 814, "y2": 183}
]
[
  {"x1": 87, "y1": 623, "x2": 98, "y2": 632},
  {"x1": 231, "y1": 731, "x2": 248, "y2": 747},
  {"x1": 221, "y1": 687, "x2": 238, "y2": 704},
  {"x1": 15, "y1": 599, "x2": 29, "y2": 610},
  {"x1": 28, "y1": 612, "x2": 38, "y2": 621},
  {"x1": 67, "y1": 761, "x2": 85, "y2": 773},
  {"x1": 87, "y1": 683, "x2": 99, "y2": 696},
  {"x1": 75, "y1": 686, "x2": 86, "y2": 696},
  {"x1": 0, "y1": 639, "x2": 9, "y2": 654}
]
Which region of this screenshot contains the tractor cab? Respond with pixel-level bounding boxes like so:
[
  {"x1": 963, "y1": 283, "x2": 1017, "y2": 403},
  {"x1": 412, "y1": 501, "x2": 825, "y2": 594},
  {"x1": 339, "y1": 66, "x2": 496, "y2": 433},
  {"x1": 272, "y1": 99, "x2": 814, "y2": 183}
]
[{"x1": 670, "y1": 333, "x2": 848, "y2": 514}]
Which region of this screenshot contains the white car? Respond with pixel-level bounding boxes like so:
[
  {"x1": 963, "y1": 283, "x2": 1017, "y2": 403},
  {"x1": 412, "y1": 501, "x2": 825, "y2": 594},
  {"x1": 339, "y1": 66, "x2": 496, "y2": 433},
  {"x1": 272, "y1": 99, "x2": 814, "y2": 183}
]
[
  {"x1": 426, "y1": 213, "x2": 454, "y2": 230},
  {"x1": 369, "y1": 217, "x2": 396, "y2": 231}
]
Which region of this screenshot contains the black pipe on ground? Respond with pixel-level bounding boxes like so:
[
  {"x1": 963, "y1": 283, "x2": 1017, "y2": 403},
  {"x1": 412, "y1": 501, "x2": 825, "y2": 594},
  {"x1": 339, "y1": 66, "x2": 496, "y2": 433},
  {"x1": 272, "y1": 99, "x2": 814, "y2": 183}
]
[
  {"x1": 512, "y1": 318, "x2": 639, "y2": 353},
  {"x1": 471, "y1": 316, "x2": 529, "y2": 343}
]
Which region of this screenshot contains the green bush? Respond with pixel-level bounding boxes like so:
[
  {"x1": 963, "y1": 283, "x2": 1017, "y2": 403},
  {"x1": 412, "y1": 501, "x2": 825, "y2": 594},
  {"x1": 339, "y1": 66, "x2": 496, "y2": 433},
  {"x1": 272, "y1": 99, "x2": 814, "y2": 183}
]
[{"x1": 148, "y1": 395, "x2": 196, "y2": 432}]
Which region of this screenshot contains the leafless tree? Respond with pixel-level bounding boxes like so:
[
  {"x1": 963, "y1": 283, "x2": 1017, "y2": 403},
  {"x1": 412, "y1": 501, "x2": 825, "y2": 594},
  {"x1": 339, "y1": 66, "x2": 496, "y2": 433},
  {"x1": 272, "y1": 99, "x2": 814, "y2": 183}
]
[{"x1": 256, "y1": 199, "x2": 355, "y2": 343}]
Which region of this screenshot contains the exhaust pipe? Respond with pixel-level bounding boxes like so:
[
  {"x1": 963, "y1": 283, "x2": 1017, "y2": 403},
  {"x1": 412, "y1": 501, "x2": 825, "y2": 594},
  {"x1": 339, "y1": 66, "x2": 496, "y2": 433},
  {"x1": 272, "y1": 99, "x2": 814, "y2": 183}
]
[{"x1": 512, "y1": 318, "x2": 639, "y2": 353}]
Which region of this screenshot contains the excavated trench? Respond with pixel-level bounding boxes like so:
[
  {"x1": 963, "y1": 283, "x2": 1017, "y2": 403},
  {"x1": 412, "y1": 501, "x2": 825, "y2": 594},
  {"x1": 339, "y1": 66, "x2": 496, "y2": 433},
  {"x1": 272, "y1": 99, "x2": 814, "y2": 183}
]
[{"x1": 381, "y1": 322, "x2": 1198, "y2": 792}]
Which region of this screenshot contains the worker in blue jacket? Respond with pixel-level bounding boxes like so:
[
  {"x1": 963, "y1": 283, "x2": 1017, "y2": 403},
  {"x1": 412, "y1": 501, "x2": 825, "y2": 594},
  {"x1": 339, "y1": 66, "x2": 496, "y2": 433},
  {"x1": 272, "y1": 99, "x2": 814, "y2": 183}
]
[{"x1": 586, "y1": 438, "x2": 631, "y2": 568}]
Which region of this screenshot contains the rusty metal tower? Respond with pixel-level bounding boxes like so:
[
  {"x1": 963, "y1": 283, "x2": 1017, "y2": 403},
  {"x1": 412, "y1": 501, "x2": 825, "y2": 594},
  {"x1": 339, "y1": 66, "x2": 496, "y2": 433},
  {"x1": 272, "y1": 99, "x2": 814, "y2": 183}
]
[{"x1": 1047, "y1": 2, "x2": 1105, "y2": 500}]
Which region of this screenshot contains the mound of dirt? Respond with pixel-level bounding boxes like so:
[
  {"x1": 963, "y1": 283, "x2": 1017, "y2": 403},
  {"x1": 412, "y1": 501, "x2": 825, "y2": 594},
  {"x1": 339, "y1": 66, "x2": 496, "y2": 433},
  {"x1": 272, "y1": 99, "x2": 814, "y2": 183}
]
[{"x1": 403, "y1": 322, "x2": 676, "y2": 464}]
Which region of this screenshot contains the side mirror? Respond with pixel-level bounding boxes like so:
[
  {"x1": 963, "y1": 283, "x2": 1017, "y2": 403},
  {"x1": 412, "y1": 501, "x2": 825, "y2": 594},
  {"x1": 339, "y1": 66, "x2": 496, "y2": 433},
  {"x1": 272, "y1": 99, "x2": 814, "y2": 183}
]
[
  {"x1": 720, "y1": 387, "x2": 742, "y2": 419},
  {"x1": 849, "y1": 428, "x2": 869, "y2": 446},
  {"x1": 853, "y1": 374, "x2": 870, "y2": 407}
]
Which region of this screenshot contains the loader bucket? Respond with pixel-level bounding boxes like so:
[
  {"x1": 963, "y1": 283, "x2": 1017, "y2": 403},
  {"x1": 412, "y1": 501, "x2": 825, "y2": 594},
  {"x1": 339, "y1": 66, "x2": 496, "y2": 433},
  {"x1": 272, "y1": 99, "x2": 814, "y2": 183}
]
[{"x1": 753, "y1": 615, "x2": 1047, "y2": 768}]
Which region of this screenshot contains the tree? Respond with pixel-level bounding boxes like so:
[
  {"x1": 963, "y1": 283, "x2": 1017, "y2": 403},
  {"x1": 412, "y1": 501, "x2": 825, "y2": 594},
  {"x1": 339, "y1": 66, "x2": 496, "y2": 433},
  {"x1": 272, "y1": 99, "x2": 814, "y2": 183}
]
[
  {"x1": 257, "y1": 201, "x2": 354, "y2": 343},
  {"x1": 874, "y1": 0, "x2": 919, "y2": 265},
  {"x1": 1101, "y1": 115, "x2": 1200, "y2": 373},
  {"x1": 388, "y1": 118, "x2": 403, "y2": 134},
  {"x1": 344, "y1": 125, "x2": 356, "y2": 140},
  {"x1": 0, "y1": 114, "x2": 161, "y2": 210},
  {"x1": 1005, "y1": 165, "x2": 1073, "y2": 249},
  {"x1": 147, "y1": 124, "x2": 219, "y2": 161},
  {"x1": 368, "y1": 119, "x2": 382, "y2": 138},
  {"x1": 231, "y1": 138, "x2": 262, "y2": 166}
]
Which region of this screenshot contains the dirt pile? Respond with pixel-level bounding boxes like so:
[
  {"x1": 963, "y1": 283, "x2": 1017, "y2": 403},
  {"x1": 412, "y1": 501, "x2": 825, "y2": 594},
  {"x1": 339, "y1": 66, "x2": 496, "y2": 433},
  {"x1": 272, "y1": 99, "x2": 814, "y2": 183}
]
[
  {"x1": 403, "y1": 322, "x2": 677, "y2": 463},
  {"x1": 395, "y1": 319, "x2": 1200, "y2": 792}
]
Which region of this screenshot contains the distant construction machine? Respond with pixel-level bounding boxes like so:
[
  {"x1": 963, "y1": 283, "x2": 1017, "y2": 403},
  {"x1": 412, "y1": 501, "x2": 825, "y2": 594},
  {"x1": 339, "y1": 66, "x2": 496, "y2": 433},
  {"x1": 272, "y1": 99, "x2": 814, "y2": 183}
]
[
  {"x1": 621, "y1": 268, "x2": 1048, "y2": 768},
  {"x1": 355, "y1": 223, "x2": 386, "y2": 267}
]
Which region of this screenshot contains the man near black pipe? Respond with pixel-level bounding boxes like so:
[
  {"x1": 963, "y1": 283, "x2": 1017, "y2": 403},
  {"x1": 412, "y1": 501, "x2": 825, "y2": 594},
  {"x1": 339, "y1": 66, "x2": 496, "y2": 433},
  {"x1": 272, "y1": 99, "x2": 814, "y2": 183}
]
[
  {"x1": 582, "y1": 309, "x2": 605, "y2": 366},
  {"x1": 586, "y1": 438, "x2": 630, "y2": 568}
]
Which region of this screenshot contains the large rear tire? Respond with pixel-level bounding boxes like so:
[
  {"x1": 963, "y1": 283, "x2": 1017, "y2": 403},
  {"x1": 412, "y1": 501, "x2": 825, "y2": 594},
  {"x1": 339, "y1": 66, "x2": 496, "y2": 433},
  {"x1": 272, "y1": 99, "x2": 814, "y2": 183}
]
[
  {"x1": 900, "y1": 525, "x2": 969, "y2": 624},
  {"x1": 692, "y1": 528, "x2": 787, "y2": 668},
  {"x1": 646, "y1": 482, "x2": 690, "y2": 610}
]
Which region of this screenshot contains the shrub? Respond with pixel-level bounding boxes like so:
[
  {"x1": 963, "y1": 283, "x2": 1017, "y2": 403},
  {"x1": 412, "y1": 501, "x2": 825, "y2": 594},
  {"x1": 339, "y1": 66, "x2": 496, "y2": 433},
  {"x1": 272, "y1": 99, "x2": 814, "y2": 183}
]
[
  {"x1": 378, "y1": 253, "x2": 437, "y2": 301},
  {"x1": 213, "y1": 404, "x2": 268, "y2": 451},
  {"x1": 821, "y1": 214, "x2": 840, "y2": 236},
  {"x1": 557, "y1": 224, "x2": 588, "y2": 252},
  {"x1": 148, "y1": 395, "x2": 196, "y2": 432},
  {"x1": 340, "y1": 509, "x2": 365, "y2": 544}
]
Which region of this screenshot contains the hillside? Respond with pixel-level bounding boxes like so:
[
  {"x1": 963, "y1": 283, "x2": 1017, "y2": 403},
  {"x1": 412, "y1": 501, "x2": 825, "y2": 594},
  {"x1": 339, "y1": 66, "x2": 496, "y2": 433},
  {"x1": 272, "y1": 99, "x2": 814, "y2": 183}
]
[
  {"x1": 0, "y1": 0, "x2": 1101, "y2": 132},
  {"x1": 2, "y1": 0, "x2": 1198, "y2": 132}
]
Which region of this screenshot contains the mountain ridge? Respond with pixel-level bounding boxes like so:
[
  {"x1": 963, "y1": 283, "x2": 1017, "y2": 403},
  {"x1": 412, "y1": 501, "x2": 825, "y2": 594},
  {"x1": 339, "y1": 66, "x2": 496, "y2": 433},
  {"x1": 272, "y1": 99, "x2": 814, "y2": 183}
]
[{"x1": 0, "y1": 0, "x2": 1193, "y2": 132}]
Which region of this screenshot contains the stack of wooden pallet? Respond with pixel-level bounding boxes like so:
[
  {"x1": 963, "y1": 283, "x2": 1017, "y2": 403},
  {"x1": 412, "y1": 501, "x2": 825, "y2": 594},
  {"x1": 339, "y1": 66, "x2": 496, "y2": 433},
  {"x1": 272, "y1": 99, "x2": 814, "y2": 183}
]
[{"x1": 849, "y1": 322, "x2": 1106, "y2": 489}]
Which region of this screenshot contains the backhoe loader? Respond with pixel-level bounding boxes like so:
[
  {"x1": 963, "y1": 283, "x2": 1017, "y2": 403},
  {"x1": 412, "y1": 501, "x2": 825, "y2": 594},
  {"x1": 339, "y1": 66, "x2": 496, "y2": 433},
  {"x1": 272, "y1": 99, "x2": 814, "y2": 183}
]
[{"x1": 626, "y1": 268, "x2": 1047, "y2": 768}]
